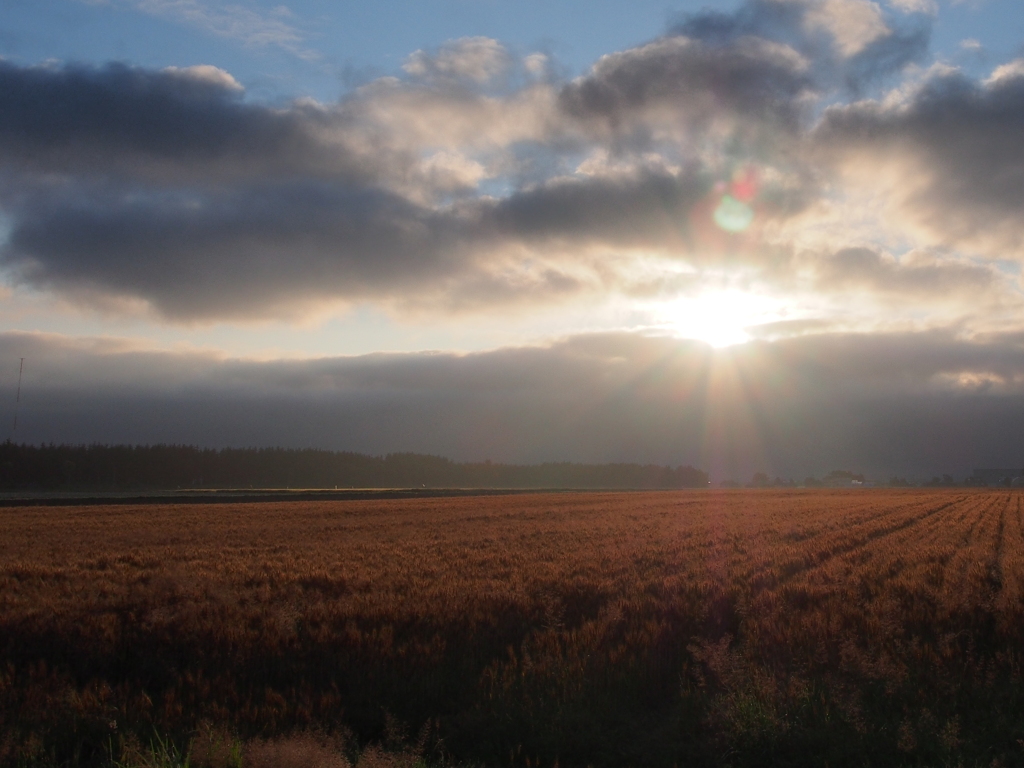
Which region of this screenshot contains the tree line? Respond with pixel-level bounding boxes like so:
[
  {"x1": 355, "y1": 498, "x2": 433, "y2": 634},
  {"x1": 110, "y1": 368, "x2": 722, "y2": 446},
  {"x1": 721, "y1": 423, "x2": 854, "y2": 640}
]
[{"x1": 0, "y1": 442, "x2": 710, "y2": 491}]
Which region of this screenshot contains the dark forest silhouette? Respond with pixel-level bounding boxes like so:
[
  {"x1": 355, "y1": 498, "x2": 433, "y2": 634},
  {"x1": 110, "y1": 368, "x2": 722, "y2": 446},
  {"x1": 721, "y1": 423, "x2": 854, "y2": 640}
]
[{"x1": 0, "y1": 442, "x2": 709, "y2": 491}]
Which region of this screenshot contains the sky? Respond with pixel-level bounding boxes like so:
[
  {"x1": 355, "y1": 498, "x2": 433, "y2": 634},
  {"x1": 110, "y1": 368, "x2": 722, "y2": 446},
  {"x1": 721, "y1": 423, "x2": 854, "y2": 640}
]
[{"x1": 1, "y1": 0, "x2": 1024, "y2": 480}]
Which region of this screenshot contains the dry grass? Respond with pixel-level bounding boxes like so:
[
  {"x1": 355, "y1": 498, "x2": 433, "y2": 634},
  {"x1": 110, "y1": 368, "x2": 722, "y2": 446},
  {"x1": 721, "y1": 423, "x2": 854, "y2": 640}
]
[{"x1": 2, "y1": 490, "x2": 1023, "y2": 767}]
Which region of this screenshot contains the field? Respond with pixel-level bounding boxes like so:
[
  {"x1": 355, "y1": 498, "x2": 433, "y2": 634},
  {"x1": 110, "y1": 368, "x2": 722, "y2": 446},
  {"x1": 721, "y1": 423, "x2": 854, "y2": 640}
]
[{"x1": 2, "y1": 490, "x2": 1023, "y2": 767}]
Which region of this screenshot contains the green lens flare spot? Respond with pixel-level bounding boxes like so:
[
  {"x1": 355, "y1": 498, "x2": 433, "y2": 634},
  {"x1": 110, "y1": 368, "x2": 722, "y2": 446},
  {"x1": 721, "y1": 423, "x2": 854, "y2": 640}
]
[{"x1": 713, "y1": 194, "x2": 754, "y2": 233}]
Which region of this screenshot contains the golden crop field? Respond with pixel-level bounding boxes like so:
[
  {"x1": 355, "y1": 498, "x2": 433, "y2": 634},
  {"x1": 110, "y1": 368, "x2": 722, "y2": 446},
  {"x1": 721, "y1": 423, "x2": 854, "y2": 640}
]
[{"x1": 2, "y1": 490, "x2": 1023, "y2": 767}]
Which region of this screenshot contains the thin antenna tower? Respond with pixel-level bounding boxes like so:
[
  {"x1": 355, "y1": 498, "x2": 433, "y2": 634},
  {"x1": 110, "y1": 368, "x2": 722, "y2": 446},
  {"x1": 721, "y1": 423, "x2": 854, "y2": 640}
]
[{"x1": 11, "y1": 358, "x2": 24, "y2": 438}]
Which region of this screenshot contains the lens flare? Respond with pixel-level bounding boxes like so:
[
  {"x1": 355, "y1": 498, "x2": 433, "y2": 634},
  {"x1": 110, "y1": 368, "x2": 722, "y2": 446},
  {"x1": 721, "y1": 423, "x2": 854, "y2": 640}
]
[
  {"x1": 708, "y1": 165, "x2": 759, "y2": 233},
  {"x1": 713, "y1": 194, "x2": 754, "y2": 233},
  {"x1": 729, "y1": 165, "x2": 758, "y2": 202}
]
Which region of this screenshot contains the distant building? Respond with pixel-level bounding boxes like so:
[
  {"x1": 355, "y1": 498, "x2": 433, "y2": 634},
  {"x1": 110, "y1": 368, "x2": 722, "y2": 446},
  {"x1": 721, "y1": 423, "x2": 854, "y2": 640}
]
[
  {"x1": 823, "y1": 477, "x2": 868, "y2": 488},
  {"x1": 969, "y1": 468, "x2": 1022, "y2": 486},
  {"x1": 822, "y1": 470, "x2": 867, "y2": 488}
]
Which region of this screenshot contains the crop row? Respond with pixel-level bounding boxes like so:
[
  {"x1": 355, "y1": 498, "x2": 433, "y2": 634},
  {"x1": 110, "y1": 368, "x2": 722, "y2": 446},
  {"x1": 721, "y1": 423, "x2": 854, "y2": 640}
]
[{"x1": 1, "y1": 490, "x2": 1022, "y2": 767}]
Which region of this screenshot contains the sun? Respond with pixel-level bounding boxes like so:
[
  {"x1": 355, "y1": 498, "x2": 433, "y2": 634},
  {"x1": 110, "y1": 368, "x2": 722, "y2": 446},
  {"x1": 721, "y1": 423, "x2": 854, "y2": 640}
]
[{"x1": 662, "y1": 291, "x2": 776, "y2": 348}]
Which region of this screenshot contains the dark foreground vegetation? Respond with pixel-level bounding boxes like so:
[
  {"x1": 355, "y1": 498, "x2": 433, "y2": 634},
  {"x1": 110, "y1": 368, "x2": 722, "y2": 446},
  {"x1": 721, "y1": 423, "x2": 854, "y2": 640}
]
[
  {"x1": 0, "y1": 442, "x2": 708, "y2": 491},
  {"x1": 2, "y1": 490, "x2": 1024, "y2": 767}
]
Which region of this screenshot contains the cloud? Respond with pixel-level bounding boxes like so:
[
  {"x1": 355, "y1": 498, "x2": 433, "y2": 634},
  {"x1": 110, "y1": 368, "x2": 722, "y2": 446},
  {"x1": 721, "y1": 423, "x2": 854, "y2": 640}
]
[
  {"x1": 523, "y1": 53, "x2": 548, "y2": 77},
  {"x1": 0, "y1": 56, "x2": 813, "y2": 319},
  {"x1": 558, "y1": 34, "x2": 812, "y2": 141},
  {"x1": 887, "y1": 0, "x2": 938, "y2": 15},
  {"x1": 0, "y1": 61, "x2": 374, "y2": 183},
  {"x1": 0, "y1": 172, "x2": 700, "y2": 318},
  {"x1": 813, "y1": 246, "x2": 999, "y2": 297},
  {"x1": 119, "y1": 0, "x2": 316, "y2": 59},
  {"x1": 804, "y1": 0, "x2": 890, "y2": 58},
  {"x1": 1, "y1": 0, "x2": 1018, "y2": 336},
  {"x1": 3, "y1": 182, "x2": 468, "y2": 319},
  {"x1": 816, "y1": 62, "x2": 1024, "y2": 256},
  {"x1": 403, "y1": 37, "x2": 512, "y2": 85},
  {"x1": 162, "y1": 64, "x2": 244, "y2": 91},
  {"x1": 6, "y1": 328, "x2": 1024, "y2": 479},
  {"x1": 0, "y1": 160, "x2": 829, "y2": 319},
  {"x1": 671, "y1": 0, "x2": 929, "y2": 92},
  {"x1": 985, "y1": 58, "x2": 1024, "y2": 85}
]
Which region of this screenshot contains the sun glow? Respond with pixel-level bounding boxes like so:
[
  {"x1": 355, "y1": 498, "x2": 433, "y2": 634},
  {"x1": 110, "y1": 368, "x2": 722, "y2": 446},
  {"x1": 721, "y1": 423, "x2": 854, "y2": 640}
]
[{"x1": 662, "y1": 291, "x2": 778, "y2": 348}]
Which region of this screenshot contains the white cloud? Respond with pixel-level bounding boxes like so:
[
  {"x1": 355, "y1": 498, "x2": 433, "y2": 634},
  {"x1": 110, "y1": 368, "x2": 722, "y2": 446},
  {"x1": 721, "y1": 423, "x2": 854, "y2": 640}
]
[
  {"x1": 887, "y1": 0, "x2": 938, "y2": 14},
  {"x1": 125, "y1": 0, "x2": 317, "y2": 59},
  {"x1": 803, "y1": 0, "x2": 890, "y2": 57},
  {"x1": 524, "y1": 53, "x2": 548, "y2": 76},
  {"x1": 403, "y1": 37, "x2": 510, "y2": 84},
  {"x1": 985, "y1": 58, "x2": 1024, "y2": 86},
  {"x1": 162, "y1": 64, "x2": 243, "y2": 91},
  {"x1": 418, "y1": 150, "x2": 489, "y2": 193}
]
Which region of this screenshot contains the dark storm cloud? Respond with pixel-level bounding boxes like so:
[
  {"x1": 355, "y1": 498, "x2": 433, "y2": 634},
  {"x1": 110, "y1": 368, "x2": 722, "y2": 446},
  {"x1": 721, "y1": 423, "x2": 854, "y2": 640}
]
[
  {"x1": 490, "y1": 171, "x2": 709, "y2": 245},
  {"x1": 0, "y1": 61, "x2": 373, "y2": 183},
  {"x1": 817, "y1": 64, "x2": 1024, "y2": 254},
  {"x1": 2, "y1": 181, "x2": 472, "y2": 318},
  {"x1": 5, "y1": 329, "x2": 1024, "y2": 480},
  {"x1": 0, "y1": 171, "x2": 708, "y2": 318},
  {"x1": 5, "y1": 161, "x2": 810, "y2": 317}
]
